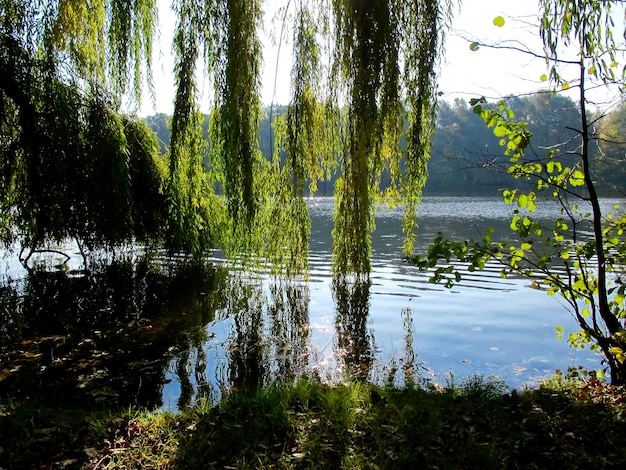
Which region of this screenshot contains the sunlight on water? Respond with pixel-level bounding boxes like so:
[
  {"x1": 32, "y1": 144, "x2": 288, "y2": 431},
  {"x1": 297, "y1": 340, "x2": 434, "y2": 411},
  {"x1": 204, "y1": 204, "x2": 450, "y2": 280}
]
[
  {"x1": 159, "y1": 197, "x2": 621, "y2": 409},
  {"x1": 2, "y1": 196, "x2": 623, "y2": 410}
]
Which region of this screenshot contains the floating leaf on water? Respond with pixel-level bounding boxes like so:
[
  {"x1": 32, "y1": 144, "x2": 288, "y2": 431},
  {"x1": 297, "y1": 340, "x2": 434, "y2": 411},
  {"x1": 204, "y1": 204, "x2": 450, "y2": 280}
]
[
  {"x1": 128, "y1": 360, "x2": 149, "y2": 367},
  {"x1": 22, "y1": 351, "x2": 43, "y2": 359}
]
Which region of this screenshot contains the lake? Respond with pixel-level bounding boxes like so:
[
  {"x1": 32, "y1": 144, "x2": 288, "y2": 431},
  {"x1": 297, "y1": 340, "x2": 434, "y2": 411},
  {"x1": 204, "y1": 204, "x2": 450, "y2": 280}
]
[
  {"x1": 0, "y1": 196, "x2": 619, "y2": 411},
  {"x1": 160, "y1": 196, "x2": 615, "y2": 409}
]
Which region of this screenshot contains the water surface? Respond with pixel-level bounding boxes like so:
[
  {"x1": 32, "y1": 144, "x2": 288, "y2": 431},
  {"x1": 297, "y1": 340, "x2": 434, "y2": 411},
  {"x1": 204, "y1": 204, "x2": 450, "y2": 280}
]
[
  {"x1": 161, "y1": 196, "x2": 614, "y2": 408},
  {"x1": 1, "y1": 196, "x2": 619, "y2": 411}
]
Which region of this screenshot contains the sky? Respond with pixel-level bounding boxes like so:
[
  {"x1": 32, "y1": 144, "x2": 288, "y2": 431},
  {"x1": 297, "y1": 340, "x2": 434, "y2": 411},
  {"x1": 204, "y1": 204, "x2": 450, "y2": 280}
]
[{"x1": 138, "y1": 0, "x2": 621, "y2": 116}]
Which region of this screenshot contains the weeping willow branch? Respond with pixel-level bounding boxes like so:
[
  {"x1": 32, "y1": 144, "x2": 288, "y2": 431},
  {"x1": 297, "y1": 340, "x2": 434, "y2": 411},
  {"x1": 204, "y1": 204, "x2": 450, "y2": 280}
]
[
  {"x1": 330, "y1": 0, "x2": 450, "y2": 275},
  {"x1": 1, "y1": 0, "x2": 453, "y2": 276},
  {"x1": 264, "y1": 2, "x2": 326, "y2": 274},
  {"x1": 1, "y1": 1, "x2": 167, "y2": 260},
  {"x1": 402, "y1": 0, "x2": 448, "y2": 255}
]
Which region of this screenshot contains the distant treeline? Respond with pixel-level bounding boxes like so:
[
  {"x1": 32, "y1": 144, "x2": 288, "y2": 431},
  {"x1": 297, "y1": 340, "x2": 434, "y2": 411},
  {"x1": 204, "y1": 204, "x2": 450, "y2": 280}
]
[{"x1": 144, "y1": 92, "x2": 626, "y2": 197}]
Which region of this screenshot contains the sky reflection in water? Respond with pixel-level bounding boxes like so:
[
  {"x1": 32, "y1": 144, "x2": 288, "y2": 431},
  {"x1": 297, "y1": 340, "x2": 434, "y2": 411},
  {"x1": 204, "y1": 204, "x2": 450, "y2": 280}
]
[
  {"x1": 161, "y1": 197, "x2": 611, "y2": 409},
  {"x1": 1, "y1": 196, "x2": 618, "y2": 411}
]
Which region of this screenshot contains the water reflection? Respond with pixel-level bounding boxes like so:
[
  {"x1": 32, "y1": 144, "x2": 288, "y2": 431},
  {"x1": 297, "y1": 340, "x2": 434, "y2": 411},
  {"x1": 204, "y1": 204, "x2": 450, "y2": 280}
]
[
  {"x1": 333, "y1": 277, "x2": 374, "y2": 381},
  {"x1": 267, "y1": 281, "x2": 310, "y2": 382},
  {"x1": 3, "y1": 197, "x2": 617, "y2": 410},
  {"x1": 0, "y1": 257, "x2": 226, "y2": 409},
  {"x1": 161, "y1": 274, "x2": 314, "y2": 408},
  {"x1": 225, "y1": 276, "x2": 268, "y2": 391}
]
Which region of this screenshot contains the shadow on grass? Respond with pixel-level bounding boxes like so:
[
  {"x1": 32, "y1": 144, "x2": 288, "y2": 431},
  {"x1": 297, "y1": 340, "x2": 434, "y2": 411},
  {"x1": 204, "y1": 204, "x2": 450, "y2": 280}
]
[
  {"x1": 171, "y1": 377, "x2": 626, "y2": 469},
  {"x1": 2, "y1": 376, "x2": 626, "y2": 469}
]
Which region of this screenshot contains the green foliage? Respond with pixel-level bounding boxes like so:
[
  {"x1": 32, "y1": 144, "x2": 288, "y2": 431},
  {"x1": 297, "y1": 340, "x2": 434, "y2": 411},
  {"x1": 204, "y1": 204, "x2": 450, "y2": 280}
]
[
  {"x1": 411, "y1": 0, "x2": 626, "y2": 384},
  {"x1": 263, "y1": 5, "x2": 336, "y2": 274},
  {"x1": 540, "y1": 0, "x2": 623, "y2": 88},
  {"x1": 0, "y1": 0, "x2": 170, "y2": 259},
  {"x1": 6, "y1": 376, "x2": 626, "y2": 469},
  {"x1": 164, "y1": 0, "x2": 452, "y2": 275},
  {"x1": 328, "y1": 0, "x2": 452, "y2": 274},
  {"x1": 2, "y1": 0, "x2": 453, "y2": 275},
  {"x1": 211, "y1": 0, "x2": 264, "y2": 227},
  {"x1": 123, "y1": 116, "x2": 168, "y2": 243},
  {"x1": 0, "y1": 30, "x2": 168, "y2": 255}
]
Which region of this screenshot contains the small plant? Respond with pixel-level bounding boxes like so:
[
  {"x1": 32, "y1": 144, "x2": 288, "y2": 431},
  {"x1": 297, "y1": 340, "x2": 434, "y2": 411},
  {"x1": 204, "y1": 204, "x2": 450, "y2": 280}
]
[{"x1": 411, "y1": 1, "x2": 626, "y2": 384}]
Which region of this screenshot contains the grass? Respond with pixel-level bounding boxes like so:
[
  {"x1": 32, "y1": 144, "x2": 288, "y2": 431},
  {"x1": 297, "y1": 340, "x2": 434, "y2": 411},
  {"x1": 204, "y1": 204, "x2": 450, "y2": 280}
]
[{"x1": 1, "y1": 374, "x2": 626, "y2": 469}]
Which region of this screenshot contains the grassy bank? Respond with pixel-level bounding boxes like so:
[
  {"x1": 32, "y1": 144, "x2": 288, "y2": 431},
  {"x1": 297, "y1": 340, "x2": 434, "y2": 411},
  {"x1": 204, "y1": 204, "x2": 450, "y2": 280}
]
[{"x1": 1, "y1": 374, "x2": 626, "y2": 469}]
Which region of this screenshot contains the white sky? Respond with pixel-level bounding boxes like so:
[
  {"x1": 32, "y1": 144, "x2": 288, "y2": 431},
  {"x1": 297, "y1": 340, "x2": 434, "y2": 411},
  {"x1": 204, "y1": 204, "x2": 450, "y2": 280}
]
[{"x1": 138, "y1": 0, "x2": 622, "y2": 116}]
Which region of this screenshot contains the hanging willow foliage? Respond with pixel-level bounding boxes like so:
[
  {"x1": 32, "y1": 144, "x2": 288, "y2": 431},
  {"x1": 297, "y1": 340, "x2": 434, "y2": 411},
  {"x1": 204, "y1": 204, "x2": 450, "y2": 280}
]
[
  {"x1": 0, "y1": 0, "x2": 166, "y2": 260},
  {"x1": 168, "y1": 0, "x2": 265, "y2": 259},
  {"x1": 401, "y1": 0, "x2": 447, "y2": 256},
  {"x1": 1, "y1": 0, "x2": 452, "y2": 275},
  {"x1": 329, "y1": 0, "x2": 451, "y2": 275},
  {"x1": 264, "y1": 2, "x2": 336, "y2": 274},
  {"x1": 167, "y1": 0, "x2": 450, "y2": 275},
  {"x1": 330, "y1": 0, "x2": 403, "y2": 275}
]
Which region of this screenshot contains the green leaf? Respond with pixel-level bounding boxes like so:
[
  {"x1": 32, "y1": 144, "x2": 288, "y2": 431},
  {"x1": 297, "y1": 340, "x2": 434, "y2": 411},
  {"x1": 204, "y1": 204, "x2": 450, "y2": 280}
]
[
  {"x1": 493, "y1": 125, "x2": 508, "y2": 137},
  {"x1": 502, "y1": 189, "x2": 516, "y2": 204},
  {"x1": 493, "y1": 16, "x2": 505, "y2": 27},
  {"x1": 569, "y1": 169, "x2": 585, "y2": 187},
  {"x1": 546, "y1": 161, "x2": 562, "y2": 174},
  {"x1": 555, "y1": 325, "x2": 564, "y2": 339},
  {"x1": 510, "y1": 215, "x2": 521, "y2": 231}
]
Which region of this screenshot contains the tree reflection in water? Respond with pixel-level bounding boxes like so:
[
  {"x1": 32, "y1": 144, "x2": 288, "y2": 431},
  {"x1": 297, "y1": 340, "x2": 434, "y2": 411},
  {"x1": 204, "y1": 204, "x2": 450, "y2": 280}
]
[
  {"x1": 0, "y1": 257, "x2": 226, "y2": 410},
  {"x1": 205, "y1": 275, "x2": 311, "y2": 397},
  {"x1": 267, "y1": 281, "x2": 310, "y2": 382},
  {"x1": 1, "y1": 254, "x2": 424, "y2": 410},
  {"x1": 224, "y1": 276, "x2": 267, "y2": 391},
  {"x1": 214, "y1": 275, "x2": 378, "y2": 392},
  {"x1": 332, "y1": 277, "x2": 374, "y2": 381}
]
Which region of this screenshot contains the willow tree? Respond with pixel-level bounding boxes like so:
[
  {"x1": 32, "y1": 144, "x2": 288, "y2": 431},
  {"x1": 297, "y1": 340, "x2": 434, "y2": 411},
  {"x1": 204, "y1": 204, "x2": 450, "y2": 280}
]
[
  {"x1": 1, "y1": 0, "x2": 451, "y2": 273},
  {"x1": 168, "y1": 0, "x2": 452, "y2": 274},
  {"x1": 329, "y1": 0, "x2": 448, "y2": 275},
  {"x1": 0, "y1": 0, "x2": 169, "y2": 262}
]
